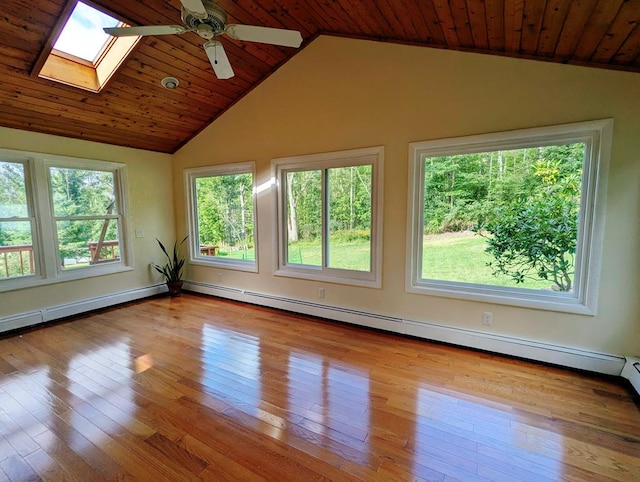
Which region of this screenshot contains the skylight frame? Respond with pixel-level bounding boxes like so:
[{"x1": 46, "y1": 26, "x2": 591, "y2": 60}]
[
  {"x1": 51, "y1": 31, "x2": 120, "y2": 69},
  {"x1": 52, "y1": 0, "x2": 122, "y2": 65},
  {"x1": 32, "y1": 0, "x2": 141, "y2": 93}
]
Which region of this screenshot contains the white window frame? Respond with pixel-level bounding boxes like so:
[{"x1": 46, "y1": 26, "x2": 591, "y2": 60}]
[
  {"x1": 0, "y1": 148, "x2": 132, "y2": 292},
  {"x1": 184, "y1": 162, "x2": 258, "y2": 273},
  {"x1": 406, "y1": 119, "x2": 613, "y2": 315},
  {"x1": 273, "y1": 146, "x2": 384, "y2": 288}
]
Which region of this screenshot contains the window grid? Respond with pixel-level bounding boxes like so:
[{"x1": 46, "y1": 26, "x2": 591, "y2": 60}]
[{"x1": 0, "y1": 150, "x2": 130, "y2": 292}]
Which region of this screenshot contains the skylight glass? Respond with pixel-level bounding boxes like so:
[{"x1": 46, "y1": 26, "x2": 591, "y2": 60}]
[{"x1": 53, "y1": 1, "x2": 120, "y2": 63}]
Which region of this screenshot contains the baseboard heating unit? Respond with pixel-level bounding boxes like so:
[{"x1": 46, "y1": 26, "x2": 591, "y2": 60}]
[{"x1": 622, "y1": 356, "x2": 640, "y2": 396}]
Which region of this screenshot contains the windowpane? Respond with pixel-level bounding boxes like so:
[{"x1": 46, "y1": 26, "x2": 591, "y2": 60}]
[
  {"x1": 194, "y1": 172, "x2": 255, "y2": 261},
  {"x1": 286, "y1": 170, "x2": 322, "y2": 266},
  {"x1": 49, "y1": 167, "x2": 116, "y2": 217},
  {"x1": 275, "y1": 147, "x2": 383, "y2": 287},
  {"x1": 57, "y1": 219, "x2": 120, "y2": 270},
  {"x1": 0, "y1": 222, "x2": 34, "y2": 279},
  {"x1": 421, "y1": 143, "x2": 584, "y2": 291},
  {"x1": 0, "y1": 161, "x2": 28, "y2": 217},
  {"x1": 328, "y1": 165, "x2": 372, "y2": 271},
  {"x1": 1, "y1": 150, "x2": 130, "y2": 291},
  {"x1": 53, "y1": 1, "x2": 120, "y2": 63},
  {"x1": 407, "y1": 120, "x2": 613, "y2": 313}
]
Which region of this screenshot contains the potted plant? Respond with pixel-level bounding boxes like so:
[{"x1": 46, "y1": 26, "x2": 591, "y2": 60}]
[{"x1": 152, "y1": 235, "x2": 188, "y2": 297}]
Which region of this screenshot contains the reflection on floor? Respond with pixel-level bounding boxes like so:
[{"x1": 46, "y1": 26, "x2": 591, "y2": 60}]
[{"x1": 1, "y1": 293, "x2": 639, "y2": 481}]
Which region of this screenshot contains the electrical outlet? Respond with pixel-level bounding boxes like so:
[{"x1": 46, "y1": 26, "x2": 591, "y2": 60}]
[
  {"x1": 318, "y1": 288, "x2": 325, "y2": 299},
  {"x1": 482, "y1": 312, "x2": 493, "y2": 326},
  {"x1": 135, "y1": 228, "x2": 144, "y2": 238}
]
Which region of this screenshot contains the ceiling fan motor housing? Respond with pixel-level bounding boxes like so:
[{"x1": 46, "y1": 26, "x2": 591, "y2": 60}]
[{"x1": 181, "y1": 0, "x2": 227, "y2": 35}]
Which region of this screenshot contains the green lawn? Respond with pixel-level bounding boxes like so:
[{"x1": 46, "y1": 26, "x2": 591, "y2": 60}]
[
  {"x1": 287, "y1": 241, "x2": 371, "y2": 271},
  {"x1": 422, "y1": 232, "x2": 552, "y2": 289},
  {"x1": 219, "y1": 248, "x2": 255, "y2": 261},
  {"x1": 286, "y1": 232, "x2": 560, "y2": 289}
]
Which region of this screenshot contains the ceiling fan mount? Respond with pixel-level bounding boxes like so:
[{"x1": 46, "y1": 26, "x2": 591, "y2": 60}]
[
  {"x1": 103, "y1": 0, "x2": 303, "y2": 80},
  {"x1": 181, "y1": 0, "x2": 227, "y2": 37}
]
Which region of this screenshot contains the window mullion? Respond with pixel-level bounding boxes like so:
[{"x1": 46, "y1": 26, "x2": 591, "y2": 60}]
[
  {"x1": 22, "y1": 159, "x2": 42, "y2": 279},
  {"x1": 54, "y1": 214, "x2": 120, "y2": 222},
  {"x1": 31, "y1": 156, "x2": 58, "y2": 278},
  {"x1": 322, "y1": 168, "x2": 328, "y2": 270}
]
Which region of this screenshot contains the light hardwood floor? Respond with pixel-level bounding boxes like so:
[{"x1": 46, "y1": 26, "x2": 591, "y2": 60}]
[{"x1": 1, "y1": 293, "x2": 639, "y2": 481}]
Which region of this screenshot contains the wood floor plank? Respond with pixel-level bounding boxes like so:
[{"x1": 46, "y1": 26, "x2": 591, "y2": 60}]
[
  {"x1": 1, "y1": 293, "x2": 639, "y2": 481},
  {"x1": 0, "y1": 456, "x2": 41, "y2": 482}
]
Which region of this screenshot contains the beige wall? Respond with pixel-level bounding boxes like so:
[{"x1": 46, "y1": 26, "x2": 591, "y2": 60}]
[
  {"x1": 173, "y1": 36, "x2": 640, "y2": 356},
  {"x1": 0, "y1": 127, "x2": 175, "y2": 316}
]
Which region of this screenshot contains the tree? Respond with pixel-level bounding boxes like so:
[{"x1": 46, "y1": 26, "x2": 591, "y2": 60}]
[
  {"x1": 0, "y1": 161, "x2": 30, "y2": 247},
  {"x1": 476, "y1": 160, "x2": 580, "y2": 291},
  {"x1": 195, "y1": 173, "x2": 254, "y2": 252},
  {"x1": 286, "y1": 170, "x2": 320, "y2": 242},
  {"x1": 48, "y1": 167, "x2": 116, "y2": 262},
  {"x1": 328, "y1": 165, "x2": 371, "y2": 236}
]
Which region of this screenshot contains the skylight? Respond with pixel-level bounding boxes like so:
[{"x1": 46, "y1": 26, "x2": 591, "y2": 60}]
[
  {"x1": 34, "y1": 0, "x2": 141, "y2": 93},
  {"x1": 53, "y1": 2, "x2": 120, "y2": 64}
]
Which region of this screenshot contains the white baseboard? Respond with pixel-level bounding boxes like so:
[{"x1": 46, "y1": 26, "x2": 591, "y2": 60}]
[
  {"x1": 185, "y1": 281, "x2": 626, "y2": 376},
  {"x1": 402, "y1": 320, "x2": 624, "y2": 375},
  {"x1": 1, "y1": 280, "x2": 627, "y2": 379},
  {"x1": 621, "y1": 356, "x2": 640, "y2": 396},
  {"x1": 0, "y1": 284, "x2": 166, "y2": 334},
  {"x1": 185, "y1": 281, "x2": 403, "y2": 332}
]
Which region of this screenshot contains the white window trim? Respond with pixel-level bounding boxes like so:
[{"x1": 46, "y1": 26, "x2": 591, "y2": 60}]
[
  {"x1": 272, "y1": 146, "x2": 384, "y2": 288},
  {"x1": 184, "y1": 162, "x2": 258, "y2": 273},
  {"x1": 0, "y1": 149, "x2": 132, "y2": 293},
  {"x1": 406, "y1": 119, "x2": 613, "y2": 315}
]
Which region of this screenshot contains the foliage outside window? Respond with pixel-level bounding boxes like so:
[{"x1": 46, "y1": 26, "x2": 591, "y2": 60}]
[
  {"x1": 407, "y1": 120, "x2": 612, "y2": 314},
  {"x1": 49, "y1": 166, "x2": 121, "y2": 270},
  {"x1": 274, "y1": 146, "x2": 383, "y2": 287},
  {"x1": 0, "y1": 149, "x2": 130, "y2": 292},
  {"x1": 0, "y1": 160, "x2": 35, "y2": 280},
  {"x1": 185, "y1": 162, "x2": 257, "y2": 272}
]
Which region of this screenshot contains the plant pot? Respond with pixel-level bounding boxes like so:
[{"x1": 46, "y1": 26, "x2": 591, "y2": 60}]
[{"x1": 166, "y1": 280, "x2": 184, "y2": 297}]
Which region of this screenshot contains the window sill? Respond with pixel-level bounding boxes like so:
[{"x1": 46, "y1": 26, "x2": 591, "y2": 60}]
[
  {"x1": 275, "y1": 267, "x2": 382, "y2": 289},
  {"x1": 0, "y1": 263, "x2": 134, "y2": 293},
  {"x1": 189, "y1": 257, "x2": 258, "y2": 273},
  {"x1": 406, "y1": 279, "x2": 595, "y2": 315}
]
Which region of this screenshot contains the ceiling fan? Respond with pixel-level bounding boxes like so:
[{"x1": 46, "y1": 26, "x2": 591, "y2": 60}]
[{"x1": 103, "y1": 0, "x2": 303, "y2": 80}]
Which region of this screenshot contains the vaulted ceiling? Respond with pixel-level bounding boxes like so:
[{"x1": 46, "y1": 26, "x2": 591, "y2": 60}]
[{"x1": 2, "y1": 0, "x2": 640, "y2": 153}]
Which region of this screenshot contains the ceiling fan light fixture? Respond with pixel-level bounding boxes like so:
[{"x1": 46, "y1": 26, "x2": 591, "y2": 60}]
[{"x1": 161, "y1": 76, "x2": 180, "y2": 89}]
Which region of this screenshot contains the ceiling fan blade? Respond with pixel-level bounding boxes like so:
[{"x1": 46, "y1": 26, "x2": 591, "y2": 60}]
[
  {"x1": 203, "y1": 41, "x2": 235, "y2": 79},
  {"x1": 180, "y1": 0, "x2": 208, "y2": 17},
  {"x1": 225, "y1": 24, "x2": 303, "y2": 48},
  {"x1": 104, "y1": 25, "x2": 187, "y2": 37}
]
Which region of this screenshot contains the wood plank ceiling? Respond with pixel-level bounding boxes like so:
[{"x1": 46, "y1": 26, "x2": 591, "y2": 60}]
[{"x1": 2, "y1": 0, "x2": 640, "y2": 154}]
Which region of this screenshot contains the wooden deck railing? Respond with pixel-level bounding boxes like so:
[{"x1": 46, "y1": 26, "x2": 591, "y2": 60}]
[
  {"x1": 200, "y1": 244, "x2": 219, "y2": 256},
  {"x1": 87, "y1": 240, "x2": 120, "y2": 264},
  {"x1": 1, "y1": 240, "x2": 120, "y2": 277},
  {"x1": 0, "y1": 244, "x2": 34, "y2": 278}
]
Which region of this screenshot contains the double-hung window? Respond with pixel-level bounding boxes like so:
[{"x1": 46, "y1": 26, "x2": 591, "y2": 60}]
[
  {"x1": 49, "y1": 163, "x2": 124, "y2": 270},
  {"x1": 185, "y1": 162, "x2": 257, "y2": 272},
  {"x1": 407, "y1": 119, "x2": 612, "y2": 314},
  {"x1": 0, "y1": 158, "x2": 36, "y2": 281},
  {"x1": 0, "y1": 149, "x2": 130, "y2": 291},
  {"x1": 274, "y1": 146, "x2": 383, "y2": 287}
]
